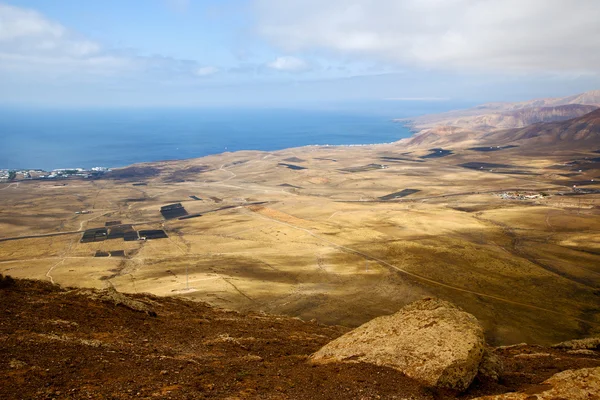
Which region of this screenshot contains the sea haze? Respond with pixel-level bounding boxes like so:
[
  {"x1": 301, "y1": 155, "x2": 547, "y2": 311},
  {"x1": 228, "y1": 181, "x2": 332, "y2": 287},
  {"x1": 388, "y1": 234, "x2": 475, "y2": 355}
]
[{"x1": 0, "y1": 101, "x2": 470, "y2": 170}]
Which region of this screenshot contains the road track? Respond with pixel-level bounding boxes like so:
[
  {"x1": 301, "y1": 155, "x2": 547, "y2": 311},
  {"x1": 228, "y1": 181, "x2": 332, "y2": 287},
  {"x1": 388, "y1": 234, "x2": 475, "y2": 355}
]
[{"x1": 0, "y1": 182, "x2": 19, "y2": 190}]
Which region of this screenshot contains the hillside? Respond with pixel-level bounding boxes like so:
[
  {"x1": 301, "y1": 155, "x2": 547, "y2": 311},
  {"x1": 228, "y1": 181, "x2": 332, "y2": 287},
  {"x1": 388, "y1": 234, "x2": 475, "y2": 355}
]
[
  {"x1": 481, "y1": 108, "x2": 600, "y2": 147},
  {"x1": 477, "y1": 89, "x2": 600, "y2": 112},
  {"x1": 555, "y1": 90, "x2": 600, "y2": 108},
  {"x1": 2, "y1": 277, "x2": 600, "y2": 399},
  {"x1": 400, "y1": 125, "x2": 482, "y2": 148},
  {"x1": 400, "y1": 90, "x2": 600, "y2": 134}
]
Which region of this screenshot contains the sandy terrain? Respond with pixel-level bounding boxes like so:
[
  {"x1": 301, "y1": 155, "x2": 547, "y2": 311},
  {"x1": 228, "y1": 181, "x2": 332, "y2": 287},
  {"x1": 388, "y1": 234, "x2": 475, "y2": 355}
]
[{"x1": 1, "y1": 142, "x2": 599, "y2": 345}]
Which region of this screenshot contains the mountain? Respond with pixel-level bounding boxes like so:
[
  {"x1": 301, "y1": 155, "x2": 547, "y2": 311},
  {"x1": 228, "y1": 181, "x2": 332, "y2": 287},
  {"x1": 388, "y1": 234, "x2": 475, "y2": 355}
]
[
  {"x1": 481, "y1": 107, "x2": 600, "y2": 147},
  {"x1": 478, "y1": 89, "x2": 600, "y2": 111},
  {"x1": 441, "y1": 104, "x2": 597, "y2": 132},
  {"x1": 401, "y1": 90, "x2": 600, "y2": 133},
  {"x1": 401, "y1": 125, "x2": 481, "y2": 148},
  {"x1": 552, "y1": 89, "x2": 600, "y2": 108}
]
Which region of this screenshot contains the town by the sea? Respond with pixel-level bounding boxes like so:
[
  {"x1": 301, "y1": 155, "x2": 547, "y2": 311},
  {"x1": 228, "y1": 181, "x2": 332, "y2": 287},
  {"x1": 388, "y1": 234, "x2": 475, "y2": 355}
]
[{"x1": 0, "y1": 101, "x2": 472, "y2": 174}]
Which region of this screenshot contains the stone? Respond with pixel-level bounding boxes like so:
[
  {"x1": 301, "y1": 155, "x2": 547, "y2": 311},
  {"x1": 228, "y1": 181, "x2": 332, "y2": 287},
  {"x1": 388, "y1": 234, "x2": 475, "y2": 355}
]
[
  {"x1": 478, "y1": 349, "x2": 504, "y2": 381},
  {"x1": 98, "y1": 287, "x2": 157, "y2": 317},
  {"x1": 310, "y1": 298, "x2": 485, "y2": 391},
  {"x1": 472, "y1": 367, "x2": 600, "y2": 399},
  {"x1": 9, "y1": 359, "x2": 27, "y2": 369},
  {"x1": 567, "y1": 349, "x2": 598, "y2": 356},
  {"x1": 552, "y1": 337, "x2": 600, "y2": 350}
]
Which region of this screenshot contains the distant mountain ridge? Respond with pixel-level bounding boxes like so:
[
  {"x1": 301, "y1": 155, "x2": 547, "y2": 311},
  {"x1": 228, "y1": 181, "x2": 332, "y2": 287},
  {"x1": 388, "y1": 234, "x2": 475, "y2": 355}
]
[
  {"x1": 476, "y1": 89, "x2": 600, "y2": 111},
  {"x1": 401, "y1": 90, "x2": 600, "y2": 133},
  {"x1": 401, "y1": 89, "x2": 600, "y2": 149},
  {"x1": 481, "y1": 107, "x2": 600, "y2": 147}
]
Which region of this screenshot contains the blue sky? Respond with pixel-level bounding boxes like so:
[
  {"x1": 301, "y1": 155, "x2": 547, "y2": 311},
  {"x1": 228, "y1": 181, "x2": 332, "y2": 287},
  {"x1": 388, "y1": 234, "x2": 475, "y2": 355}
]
[
  {"x1": 1, "y1": 0, "x2": 600, "y2": 107},
  {"x1": 17, "y1": 1, "x2": 258, "y2": 68}
]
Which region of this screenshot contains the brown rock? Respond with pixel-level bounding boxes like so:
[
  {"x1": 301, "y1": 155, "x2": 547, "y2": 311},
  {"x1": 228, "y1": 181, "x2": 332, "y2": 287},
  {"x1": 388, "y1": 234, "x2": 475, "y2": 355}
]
[
  {"x1": 552, "y1": 336, "x2": 600, "y2": 350},
  {"x1": 98, "y1": 287, "x2": 157, "y2": 316},
  {"x1": 567, "y1": 349, "x2": 598, "y2": 356},
  {"x1": 478, "y1": 349, "x2": 504, "y2": 381},
  {"x1": 310, "y1": 298, "x2": 485, "y2": 391},
  {"x1": 472, "y1": 367, "x2": 600, "y2": 399}
]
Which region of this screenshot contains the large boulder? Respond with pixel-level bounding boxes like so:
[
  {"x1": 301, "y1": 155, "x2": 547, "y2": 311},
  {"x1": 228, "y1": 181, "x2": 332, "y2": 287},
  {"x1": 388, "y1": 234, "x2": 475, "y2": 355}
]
[
  {"x1": 310, "y1": 298, "x2": 485, "y2": 391},
  {"x1": 472, "y1": 367, "x2": 600, "y2": 399}
]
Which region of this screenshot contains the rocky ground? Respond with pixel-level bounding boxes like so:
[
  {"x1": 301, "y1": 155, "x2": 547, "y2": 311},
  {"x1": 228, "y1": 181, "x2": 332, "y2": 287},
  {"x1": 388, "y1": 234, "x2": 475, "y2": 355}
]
[{"x1": 2, "y1": 276, "x2": 600, "y2": 399}]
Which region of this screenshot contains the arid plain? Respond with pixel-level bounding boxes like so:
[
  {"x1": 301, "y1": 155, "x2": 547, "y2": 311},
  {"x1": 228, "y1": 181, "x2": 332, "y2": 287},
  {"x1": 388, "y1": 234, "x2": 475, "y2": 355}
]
[{"x1": 2, "y1": 138, "x2": 599, "y2": 346}]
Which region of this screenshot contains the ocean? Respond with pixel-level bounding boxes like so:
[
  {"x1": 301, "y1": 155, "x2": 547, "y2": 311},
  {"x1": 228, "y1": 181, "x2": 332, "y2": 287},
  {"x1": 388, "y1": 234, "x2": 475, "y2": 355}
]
[{"x1": 0, "y1": 101, "x2": 470, "y2": 170}]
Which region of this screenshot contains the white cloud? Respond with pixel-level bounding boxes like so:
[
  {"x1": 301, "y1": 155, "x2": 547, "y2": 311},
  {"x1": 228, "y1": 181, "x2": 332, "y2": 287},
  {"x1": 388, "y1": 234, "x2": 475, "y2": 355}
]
[
  {"x1": 0, "y1": 4, "x2": 63, "y2": 40},
  {"x1": 385, "y1": 97, "x2": 449, "y2": 101},
  {"x1": 0, "y1": 3, "x2": 101, "y2": 58},
  {"x1": 254, "y1": 0, "x2": 600, "y2": 73},
  {"x1": 0, "y1": 3, "x2": 217, "y2": 80},
  {"x1": 195, "y1": 66, "x2": 219, "y2": 76},
  {"x1": 0, "y1": 3, "x2": 136, "y2": 78},
  {"x1": 267, "y1": 56, "x2": 309, "y2": 72}
]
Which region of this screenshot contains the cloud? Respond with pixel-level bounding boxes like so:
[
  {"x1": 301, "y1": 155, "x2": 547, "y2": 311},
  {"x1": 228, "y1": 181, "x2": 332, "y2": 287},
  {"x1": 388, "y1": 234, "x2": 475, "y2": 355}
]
[
  {"x1": 0, "y1": 3, "x2": 101, "y2": 59},
  {"x1": 254, "y1": 0, "x2": 600, "y2": 73},
  {"x1": 195, "y1": 66, "x2": 219, "y2": 76},
  {"x1": 0, "y1": 3, "x2": 134, "y2": 76},
  {"x1": 267, "y1": 56, "x2": 309, "y2": 72},
  {"x1": 385, "y1": 97, "x2": 449, "y2": 101},
  {"x1": 0, "y1": 3, "x2": 62, "y2": 40},
  {"x1": 0, "y1": 3, "x2": 218, "y2": 81}
]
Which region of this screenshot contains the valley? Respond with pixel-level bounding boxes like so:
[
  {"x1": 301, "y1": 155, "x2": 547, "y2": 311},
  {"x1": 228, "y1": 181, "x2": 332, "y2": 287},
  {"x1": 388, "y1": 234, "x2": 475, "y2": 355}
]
[{"x1": 2, "y1": 124, "x2": 599, "y2": 346}]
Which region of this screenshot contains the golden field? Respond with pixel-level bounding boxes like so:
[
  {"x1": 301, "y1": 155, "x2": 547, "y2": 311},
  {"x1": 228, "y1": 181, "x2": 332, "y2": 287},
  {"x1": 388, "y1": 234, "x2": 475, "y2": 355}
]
[{"x1": 1, "y1": 143, "x2": 599, "y2": 345}]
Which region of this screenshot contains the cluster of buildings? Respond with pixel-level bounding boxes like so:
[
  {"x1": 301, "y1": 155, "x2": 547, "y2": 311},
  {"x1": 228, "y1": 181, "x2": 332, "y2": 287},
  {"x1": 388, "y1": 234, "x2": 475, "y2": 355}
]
[
  {"x1": 0, "y1": 167, "x2": 110, "y2": 182},
  {"x1": 497, "y1": 191, "x2": 547, "y2": 201},
  {"x1": 0, "y1": 170, "x2": 17, "y2": 181},
  {"x1": 0, "y1": 169, "x2": 38, "y2": 181}
]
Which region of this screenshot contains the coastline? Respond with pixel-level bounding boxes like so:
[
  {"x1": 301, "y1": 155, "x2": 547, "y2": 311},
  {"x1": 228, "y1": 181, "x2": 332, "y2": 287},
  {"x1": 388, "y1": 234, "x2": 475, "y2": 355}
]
[
  {"x1": 3, "y1": 99, "x2": 484, "y2": 171},
  {"x1": 1, "y1": 120, "x2": 416, "y2": 174}
]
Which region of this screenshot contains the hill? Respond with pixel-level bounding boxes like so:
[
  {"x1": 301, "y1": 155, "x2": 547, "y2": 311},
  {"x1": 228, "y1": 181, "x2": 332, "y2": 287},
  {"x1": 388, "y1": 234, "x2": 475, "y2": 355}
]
[
  {"x1": 475, "y1": 89, "x2": 600, "y2": 112},
  {"x1": 401, "y1": 90, "x2": 600, "y2": 135},
  {"x1": 481, "y1": 108, "x2": 600, "y2": 147},
  {"x1": 2, "y1": 277, "x2": 600, "y2": 399},
  {"x1": 402, "y1": 95, "x2": 600, "y2": 149}
]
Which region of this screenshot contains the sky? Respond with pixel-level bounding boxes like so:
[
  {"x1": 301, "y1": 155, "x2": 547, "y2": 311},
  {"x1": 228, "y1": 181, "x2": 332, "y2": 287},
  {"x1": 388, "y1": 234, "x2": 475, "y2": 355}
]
[{"x1": 1, "y1": 0, "x2": 600, "y2": 107}]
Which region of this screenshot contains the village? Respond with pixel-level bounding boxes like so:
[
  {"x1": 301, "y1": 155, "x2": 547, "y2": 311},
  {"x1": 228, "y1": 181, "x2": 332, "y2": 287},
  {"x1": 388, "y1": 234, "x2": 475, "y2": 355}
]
[
  {"x1": 0, "y1": 166, "x2": 110, "y2": 182},
  {"x1": 496, "y1": 191, "x2": 549, "y2": 201}
]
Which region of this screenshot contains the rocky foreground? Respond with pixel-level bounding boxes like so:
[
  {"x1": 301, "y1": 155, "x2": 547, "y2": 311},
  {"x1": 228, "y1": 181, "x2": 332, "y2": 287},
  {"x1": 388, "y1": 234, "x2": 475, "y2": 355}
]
[{"x1": 2, "y1": 276, "x2": 600, "y2": 399}]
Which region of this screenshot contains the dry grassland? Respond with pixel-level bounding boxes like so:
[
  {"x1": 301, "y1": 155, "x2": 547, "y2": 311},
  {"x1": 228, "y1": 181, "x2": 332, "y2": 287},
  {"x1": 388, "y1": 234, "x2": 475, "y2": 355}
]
[{"x1": 1, "y1": 144, "x2": 599, "y2": 345}]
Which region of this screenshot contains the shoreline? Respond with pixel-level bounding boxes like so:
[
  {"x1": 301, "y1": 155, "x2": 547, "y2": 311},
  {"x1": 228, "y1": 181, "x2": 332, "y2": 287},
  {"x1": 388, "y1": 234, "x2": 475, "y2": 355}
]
[
  {"x1": 0, "y1": 107, "x2": 422, "y2": 172},
  {"x1": 1, "y1": 123, "x2": 416, "y2": 173}
]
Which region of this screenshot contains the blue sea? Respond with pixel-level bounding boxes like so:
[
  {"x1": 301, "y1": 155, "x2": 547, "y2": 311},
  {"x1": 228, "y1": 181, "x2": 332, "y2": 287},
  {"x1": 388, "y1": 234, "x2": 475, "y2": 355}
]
[{"x1": 0, "y1": 101, "x2": 471, "y2": 170}]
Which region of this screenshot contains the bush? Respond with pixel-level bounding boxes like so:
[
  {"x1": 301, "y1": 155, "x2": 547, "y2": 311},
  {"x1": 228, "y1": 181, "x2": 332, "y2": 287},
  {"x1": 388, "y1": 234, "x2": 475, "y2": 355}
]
[{"x1": 0, "y1": 274, "x2": 15, "y2": 288}]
